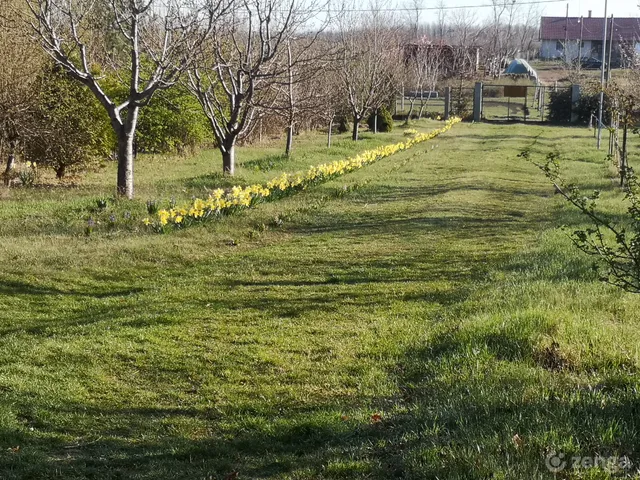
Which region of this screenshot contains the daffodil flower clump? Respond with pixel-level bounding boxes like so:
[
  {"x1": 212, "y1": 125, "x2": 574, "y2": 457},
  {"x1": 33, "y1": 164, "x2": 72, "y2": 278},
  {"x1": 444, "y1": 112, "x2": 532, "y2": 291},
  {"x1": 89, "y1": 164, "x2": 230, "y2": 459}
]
[
  {"x1": 145, "y1": 117, "x2": 461, "y2": 230},
  {"x1": 403, "y1": 128, "x2": 418, "y2": 136}
]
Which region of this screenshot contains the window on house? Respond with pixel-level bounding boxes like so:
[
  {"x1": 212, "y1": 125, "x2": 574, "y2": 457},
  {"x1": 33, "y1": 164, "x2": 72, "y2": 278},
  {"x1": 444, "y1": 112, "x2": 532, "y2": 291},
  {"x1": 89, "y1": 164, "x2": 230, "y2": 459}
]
[{"x1": 556, "y1": 41, "x2": 564, "y2": 52}]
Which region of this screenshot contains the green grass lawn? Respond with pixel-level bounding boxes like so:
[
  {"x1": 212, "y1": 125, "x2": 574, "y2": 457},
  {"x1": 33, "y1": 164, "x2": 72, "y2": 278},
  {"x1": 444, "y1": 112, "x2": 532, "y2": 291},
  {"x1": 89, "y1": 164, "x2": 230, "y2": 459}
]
[{"x1": 1, "y1": 120, "x2": 639, "y2": 479}]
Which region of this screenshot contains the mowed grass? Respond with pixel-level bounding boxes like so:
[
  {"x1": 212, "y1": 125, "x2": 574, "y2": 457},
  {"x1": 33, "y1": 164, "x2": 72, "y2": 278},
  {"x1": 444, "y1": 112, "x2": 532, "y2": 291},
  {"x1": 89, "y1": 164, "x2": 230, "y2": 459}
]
[
  {"x1": 1, "y1": 120, "x2": 640, "y2": 479},
  {"x1": 0, "y1": 126, "x2": 416, "y2": 237}
]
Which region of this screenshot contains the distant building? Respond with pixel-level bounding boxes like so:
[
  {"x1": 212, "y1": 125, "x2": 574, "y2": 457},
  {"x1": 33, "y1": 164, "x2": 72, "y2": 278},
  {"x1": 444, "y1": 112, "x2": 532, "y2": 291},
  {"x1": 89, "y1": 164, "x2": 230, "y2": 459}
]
[
  {"x1": 539, "y1": 14, "x2": 640, "y2": 62},
  {"x1": 403, "y1": 41, "x2": 481, "y2": 79}
]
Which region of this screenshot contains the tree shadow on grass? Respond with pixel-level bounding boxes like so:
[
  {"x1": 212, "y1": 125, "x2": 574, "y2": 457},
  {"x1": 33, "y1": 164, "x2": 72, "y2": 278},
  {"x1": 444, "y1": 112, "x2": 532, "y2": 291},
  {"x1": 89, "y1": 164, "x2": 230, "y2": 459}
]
[
  {"x1": 4, "y1": 306, "x2": 640, "y2": 480},
  {"x1": 1, "y1": 136, "x2": 636, "y2": 478},
  {"x1": 179, "y1": 172, "x2": 249, "y2": 191}
]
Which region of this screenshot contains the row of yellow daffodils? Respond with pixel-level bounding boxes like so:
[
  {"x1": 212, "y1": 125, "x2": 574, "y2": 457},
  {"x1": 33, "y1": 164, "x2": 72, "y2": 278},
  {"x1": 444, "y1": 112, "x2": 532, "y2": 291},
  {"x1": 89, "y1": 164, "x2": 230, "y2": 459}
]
[{"x1": 145, "y1": 117, "x2": 461, "y2": 230}]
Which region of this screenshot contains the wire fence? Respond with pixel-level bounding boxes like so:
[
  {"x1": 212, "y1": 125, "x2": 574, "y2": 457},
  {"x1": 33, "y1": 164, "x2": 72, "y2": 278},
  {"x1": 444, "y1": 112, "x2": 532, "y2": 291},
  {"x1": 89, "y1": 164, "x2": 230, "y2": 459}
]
[{"x1": 481, "y1": 84, "x2": 560, "y2": 123}]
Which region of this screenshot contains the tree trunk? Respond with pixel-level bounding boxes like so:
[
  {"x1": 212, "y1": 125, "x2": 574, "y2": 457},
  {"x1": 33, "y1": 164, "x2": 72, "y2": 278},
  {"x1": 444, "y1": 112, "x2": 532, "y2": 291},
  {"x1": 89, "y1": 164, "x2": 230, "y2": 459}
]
[
  {"x1": 116, "y1": 131, "x2": 135, "y2": 199},
  {"x1": 4, "y1": 150, "x2": 16, "y2": 186},
  {"x1": 404, "y1": 101, "x2": 415, "y2": 126},
  {"x1": 116, "y1": 107, "x2": 139, "y2": 199},
  {"x1": 374, "y1": 109, "x2": 378, "y2": 134},
  {"x1": 285, "y1": 124, "x2": 293, "y2": 157},
  {"x1": 327, "y1": 118, "x2": 333, "y2": 148},
  {"x1": 621, "y1": 120, "x2": 628, "y2": 187},
  {"x1": 352, "y1": 116, "x2": 360, "y2": 141},
  {"x1": 223, "y1": 142, "x2": 235, "y2": 175},
  {"x1": 418, "y1": 97, "x2": 427, "y2": 119},
  {"x1": 55, "y1": 164, "x2": 66, "y2": 179}
]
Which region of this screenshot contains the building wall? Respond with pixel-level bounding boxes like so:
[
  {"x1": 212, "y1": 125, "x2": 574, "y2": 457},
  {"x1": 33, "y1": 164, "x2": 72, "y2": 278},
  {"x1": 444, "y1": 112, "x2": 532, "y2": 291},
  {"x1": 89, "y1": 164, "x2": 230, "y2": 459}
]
[
  {"x1": 540, "y1": 40, "x2": 560, "y2": 59},
  {"x1": 540, "y1": 40, "x2": 598, "y2": 60}
]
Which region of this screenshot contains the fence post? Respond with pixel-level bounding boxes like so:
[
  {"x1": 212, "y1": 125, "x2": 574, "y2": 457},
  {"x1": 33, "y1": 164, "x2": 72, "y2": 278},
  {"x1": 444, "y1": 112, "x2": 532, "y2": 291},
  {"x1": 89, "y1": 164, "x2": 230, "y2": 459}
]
[
  {"x1": 570, "y1": 84, "x2": 581, "y2": 124},
  {"x1": 473, "y1": 82, "x2": 483, "y2": 122},
  {"x1": 444, "y1": 87, "x2": 451, "y2": 120}
]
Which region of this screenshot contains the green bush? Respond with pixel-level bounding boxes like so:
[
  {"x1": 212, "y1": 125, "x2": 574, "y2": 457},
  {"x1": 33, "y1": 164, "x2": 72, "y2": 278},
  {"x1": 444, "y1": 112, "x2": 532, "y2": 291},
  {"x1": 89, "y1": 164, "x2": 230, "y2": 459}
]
[
  {"x1": 548, "y1": 88, "x2": 612, "y2": 125},
  {"x1": 335, "y1": 115, "x2": 351, "y2": 134},
  {"x1": 24, "y1": 65, "x2": 114, "y2": 179},
  {"x1": 136, "y1": 85, "x2": 211, "y2": 155},
  {"x1": 367, "y1": 107, "x2": 394, "y2": 133},
  {"x1": 547, "y1": 89, "x2": 572, "y2": 124},
  {"x1": 450, "y1": 86, "x2": 473, "y2": 120},
  {"x1": 102, "y1": 77, "x2": 212, "y2": 155}
]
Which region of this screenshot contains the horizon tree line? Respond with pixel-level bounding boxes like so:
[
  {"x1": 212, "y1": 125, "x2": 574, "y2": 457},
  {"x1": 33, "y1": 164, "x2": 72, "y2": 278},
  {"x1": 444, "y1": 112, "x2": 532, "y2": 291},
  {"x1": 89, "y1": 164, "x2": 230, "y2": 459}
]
[{"x1": 1, "y1": 0, "x2": 543, "y2": 198}]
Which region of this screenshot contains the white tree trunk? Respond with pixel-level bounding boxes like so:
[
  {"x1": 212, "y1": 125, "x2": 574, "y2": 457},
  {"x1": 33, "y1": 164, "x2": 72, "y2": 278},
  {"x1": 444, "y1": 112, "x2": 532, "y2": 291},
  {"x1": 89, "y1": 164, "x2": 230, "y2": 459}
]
[
  {"x1": 327, "y1": 118, "x2": 333, "y2": 148},
  {"x1": 222, "y1": 142, "x2": 235, "y2": 175},
  {"x1": 116, "y1": 132, "x2": 135, "y2": 199},
  {"x1": 285, "y1": 124, "x2": 294, "y2": 157},
  {"x1": 4, "y1": 150, "x2": 16, "y2": 186},
  {"x1": 116, "y1": 107, "x2": 139, "y2": 199}
]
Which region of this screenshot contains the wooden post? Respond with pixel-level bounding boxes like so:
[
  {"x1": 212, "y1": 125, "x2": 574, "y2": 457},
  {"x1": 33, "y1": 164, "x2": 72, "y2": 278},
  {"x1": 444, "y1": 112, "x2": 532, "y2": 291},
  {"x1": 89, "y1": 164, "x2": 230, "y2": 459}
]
[
  {"x1": 473, "y1": 82, "x2": 483, "y2": 122},
  {"x1": 570, "y1": 84, "x2": 581, "y2": 123},
  {"x1": 444, "y1": 86, "x2": 451, "y2": 120},
  {"x1": 621, "y1": 120, "x2": 628, "y2": 186}
]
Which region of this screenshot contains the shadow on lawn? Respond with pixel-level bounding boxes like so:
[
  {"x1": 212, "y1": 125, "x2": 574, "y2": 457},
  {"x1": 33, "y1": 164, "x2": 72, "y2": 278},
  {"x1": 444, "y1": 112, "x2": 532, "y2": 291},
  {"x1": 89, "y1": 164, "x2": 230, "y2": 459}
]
[
  {"x1": 2, "y1": 136, "x2": 637, "y2": 478},
  {"x1": 3, "y1": 308, "x2": 640, "y2": 480}
]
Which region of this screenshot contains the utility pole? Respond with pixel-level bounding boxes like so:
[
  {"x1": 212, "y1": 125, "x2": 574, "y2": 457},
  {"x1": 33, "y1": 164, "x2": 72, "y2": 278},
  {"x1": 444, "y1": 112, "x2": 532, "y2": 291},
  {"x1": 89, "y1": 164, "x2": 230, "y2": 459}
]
[
  {"x1": 578, "y1": 16, "x2": 584, "y2": 71},
  {"x1": 564, "y1": 3, "x2": 569, "y2": 63},
  {"x1": 597, "y1": 0, "x2": 608, "y2": 150},
  {"x1": 606, "y1": 15, "x2": 614, "y2": 83}
]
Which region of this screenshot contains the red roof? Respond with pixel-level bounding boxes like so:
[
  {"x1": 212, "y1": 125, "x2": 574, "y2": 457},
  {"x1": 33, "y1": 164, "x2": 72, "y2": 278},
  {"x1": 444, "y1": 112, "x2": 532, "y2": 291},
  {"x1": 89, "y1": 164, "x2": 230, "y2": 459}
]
[{"x1": 540, "y1": 16, "x2": 640, "y2": 42}]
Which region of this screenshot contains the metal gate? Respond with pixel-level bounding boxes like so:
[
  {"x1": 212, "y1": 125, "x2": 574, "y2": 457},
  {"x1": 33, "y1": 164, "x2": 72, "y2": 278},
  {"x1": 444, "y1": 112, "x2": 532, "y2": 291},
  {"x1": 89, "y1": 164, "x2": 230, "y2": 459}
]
[{"x1": 481, "y1": 84, "x2": 552, "y2": 122}]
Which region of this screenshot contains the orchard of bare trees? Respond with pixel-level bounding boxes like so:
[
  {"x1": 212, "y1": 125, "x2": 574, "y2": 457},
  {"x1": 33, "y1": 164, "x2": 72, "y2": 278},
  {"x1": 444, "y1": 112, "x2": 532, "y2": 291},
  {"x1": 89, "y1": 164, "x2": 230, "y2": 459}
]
[{"x1": 0, "y1": 0, "x2": 542, "y2": 198}]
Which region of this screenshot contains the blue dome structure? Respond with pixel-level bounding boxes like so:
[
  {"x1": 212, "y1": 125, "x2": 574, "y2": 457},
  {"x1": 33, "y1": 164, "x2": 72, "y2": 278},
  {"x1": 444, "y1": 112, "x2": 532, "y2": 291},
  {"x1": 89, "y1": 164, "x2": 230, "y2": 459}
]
[{"x1": 504, "y1": 58, "x2": 539, "y2": 82}]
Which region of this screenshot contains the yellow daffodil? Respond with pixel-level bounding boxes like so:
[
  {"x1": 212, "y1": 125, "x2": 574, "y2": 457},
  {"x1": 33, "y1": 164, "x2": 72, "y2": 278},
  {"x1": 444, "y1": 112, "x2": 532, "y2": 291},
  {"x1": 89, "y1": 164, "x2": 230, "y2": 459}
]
[{"x1": 149, "y1": 118, "x2": 460, "y2": 230}]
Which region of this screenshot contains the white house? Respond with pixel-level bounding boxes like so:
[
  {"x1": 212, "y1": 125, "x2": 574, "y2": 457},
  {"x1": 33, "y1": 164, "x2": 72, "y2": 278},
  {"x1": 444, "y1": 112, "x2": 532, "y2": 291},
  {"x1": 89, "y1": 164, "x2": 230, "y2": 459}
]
[{"x1": 540, "y1": 14, "x2": 640, "y2": 63}]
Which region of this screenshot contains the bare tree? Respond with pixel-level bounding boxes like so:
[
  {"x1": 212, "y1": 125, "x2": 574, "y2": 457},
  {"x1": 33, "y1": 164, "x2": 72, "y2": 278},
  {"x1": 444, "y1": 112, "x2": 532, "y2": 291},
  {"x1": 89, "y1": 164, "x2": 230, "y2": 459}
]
[
  {"x1": 26, "y1": 0, "x2": 217, "y2": 198},
  {"x1": 450, "y1": 8, "x2": 479, "y2": 48},
  {"x1": 310, "y1": 51, "x2": 345, "y2": 148},
  {"x1": 404, "y1": 0, "x2": 422, "y2": 40},
  {"x1": 517, "y1": 4, "x2": 540, "y2": 60},
  {"x1": 0, "y1": 1, "x2": 42, "y2": 184},
  {"x1": 485, "y1": 0, "x2": 521, "y2": 76},
  {"x1": 436, "y1": 0, "x2": 447, "y2": 40},
  {"x1": 403, "y1": 41, "x2": 446, "y2": 121},
  {"x1": 271, "y1": 33, "x2": 333, "y2": 157},
  {"x1": 187, "y1": 0, "x2": 320, "y2": 174},
  {"x1": 337, "y1": 2, "x2": 400, "y2": 140}
]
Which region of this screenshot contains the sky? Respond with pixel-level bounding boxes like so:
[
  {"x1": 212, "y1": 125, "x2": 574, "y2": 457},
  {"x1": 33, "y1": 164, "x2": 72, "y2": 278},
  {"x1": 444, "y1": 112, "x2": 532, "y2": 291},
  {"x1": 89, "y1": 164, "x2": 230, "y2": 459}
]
[
  {"x1": 425, "y1": 0, "x2": 640, "y2": 20},
  {"x1": 543, "y1": 0, "x2": 639, "y2": 18}
]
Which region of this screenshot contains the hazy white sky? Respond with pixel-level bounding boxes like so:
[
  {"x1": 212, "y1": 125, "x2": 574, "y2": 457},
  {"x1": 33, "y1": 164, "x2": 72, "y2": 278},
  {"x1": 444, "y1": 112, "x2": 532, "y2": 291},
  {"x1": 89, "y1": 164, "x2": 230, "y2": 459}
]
[
  {"x1": 409, "y1": 0, "x2": 639, "y2": 20},
  {"x1": 543, "y1": 0, "x2": 639, "y2": 18},
  {"x1": 541, "y1": 0, "x2": 640, "y2": 17}
]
